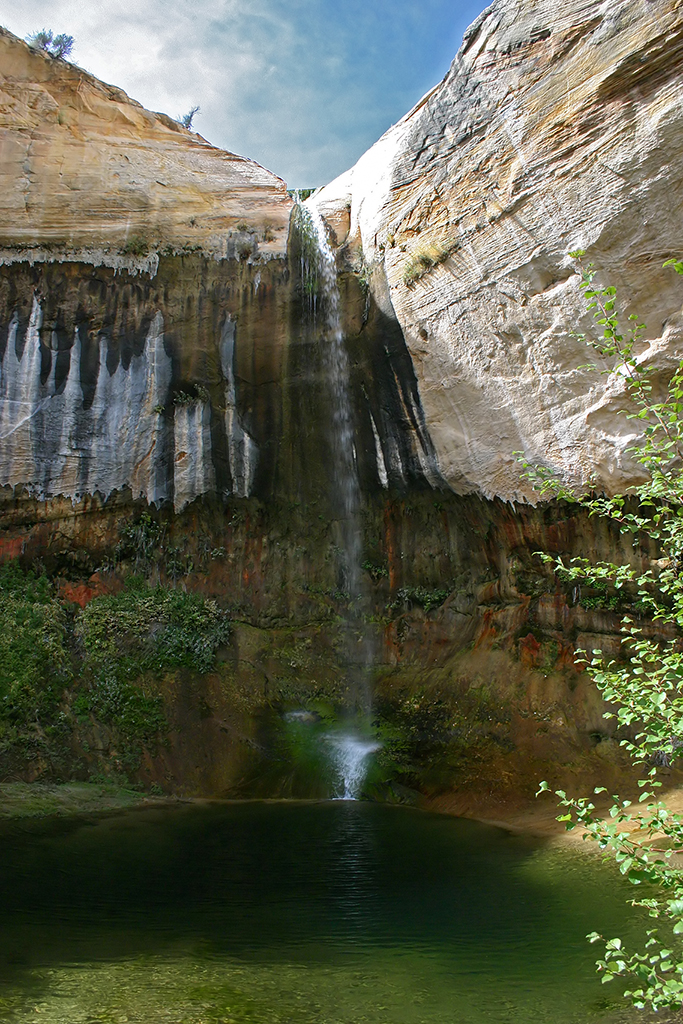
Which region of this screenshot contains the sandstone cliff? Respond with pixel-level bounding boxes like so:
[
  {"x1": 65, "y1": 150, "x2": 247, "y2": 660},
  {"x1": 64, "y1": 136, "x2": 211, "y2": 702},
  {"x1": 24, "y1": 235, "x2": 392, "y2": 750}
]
[
  {"x1": 0, "y1": 29, "x2": 436, "y2": 513},
  {"x1": 0, "y1": 27, "x2": 291, "y2": 269},
  {"x1": 0, "y1": 13, "x2": 673, "y2": 803},
  {"x1": 313, "y1": 0, "x2": 683, "y2": 500}
]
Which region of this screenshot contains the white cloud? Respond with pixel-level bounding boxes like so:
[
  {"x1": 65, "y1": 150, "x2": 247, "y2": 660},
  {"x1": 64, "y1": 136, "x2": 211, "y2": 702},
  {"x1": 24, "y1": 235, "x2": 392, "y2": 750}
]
[{"x1": 0, "y1": 0, "x2": 486, "y2": 186}]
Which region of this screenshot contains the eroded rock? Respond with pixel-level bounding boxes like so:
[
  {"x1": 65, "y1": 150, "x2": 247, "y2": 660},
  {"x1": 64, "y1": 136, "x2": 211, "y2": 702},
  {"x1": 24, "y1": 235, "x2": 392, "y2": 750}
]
[
  {"x1": 0, "y1": 28, "x2": 292, "y2": 267},
  {"x1": 312, "y1": 0, "x2": 683, "y2": 500}
]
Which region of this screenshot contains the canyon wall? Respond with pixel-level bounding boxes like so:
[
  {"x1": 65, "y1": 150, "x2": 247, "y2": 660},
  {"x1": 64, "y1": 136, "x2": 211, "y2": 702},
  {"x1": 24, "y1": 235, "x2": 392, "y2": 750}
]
[
  {"x1": 0, "y1": 6, "x2": 680, "y2": 803},
  {"x1": 313, "y1": 0, "x2": 683, "y2": 500}
]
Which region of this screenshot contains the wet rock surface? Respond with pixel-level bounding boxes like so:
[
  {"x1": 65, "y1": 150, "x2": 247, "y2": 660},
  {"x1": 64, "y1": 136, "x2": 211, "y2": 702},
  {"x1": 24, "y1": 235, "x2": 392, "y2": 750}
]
[{"x1": 0, "y1": 9, "x2": 676, "y2": 806}]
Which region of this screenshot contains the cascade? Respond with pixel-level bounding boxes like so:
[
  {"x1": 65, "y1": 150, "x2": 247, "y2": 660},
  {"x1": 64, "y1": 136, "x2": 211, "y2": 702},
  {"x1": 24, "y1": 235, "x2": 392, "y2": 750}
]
[
  {"x1": 325, "y1": 734, "x2": 381, "y2": 800},
  {"x1": 292, "y1": 196, "x2": 379, "y2": 798},
  {"x1": 303, "y1": 199, "x2": 362, "y2": 603}
]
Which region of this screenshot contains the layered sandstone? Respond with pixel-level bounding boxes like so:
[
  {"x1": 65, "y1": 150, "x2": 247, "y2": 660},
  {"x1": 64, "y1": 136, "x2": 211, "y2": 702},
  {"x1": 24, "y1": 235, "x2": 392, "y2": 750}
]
[
  {"x1": 312, "y1": 0, "x2": 683, "y2": 500},
  {"x1": 0, "y1": 28, "x2": 292, "y2": 269}
]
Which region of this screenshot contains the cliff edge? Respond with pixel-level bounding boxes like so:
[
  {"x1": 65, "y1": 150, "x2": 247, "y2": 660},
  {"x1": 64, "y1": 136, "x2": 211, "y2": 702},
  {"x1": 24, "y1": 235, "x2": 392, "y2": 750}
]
[{"x1": 0, "y1": 28, "x2": 292, "y2": 270}]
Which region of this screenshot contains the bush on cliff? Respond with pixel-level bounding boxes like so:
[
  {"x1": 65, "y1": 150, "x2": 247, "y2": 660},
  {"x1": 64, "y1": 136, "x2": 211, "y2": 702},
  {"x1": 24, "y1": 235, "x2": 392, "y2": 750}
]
[
  {"x1": 0, "y1": 563, "x2": 70, "y2": 745},
  {"x1": 75, "y1": 579, "x2": 231, "y2": 678},
  {"x1": 26, "y1": 30, "x2": 74, "y2": 60},
  {"x1": 0, "y1": 566, "x2": 231, "y2": 778},
  {"x1": 524, "y1": 254, "x2": 683, "y2": 1012}
]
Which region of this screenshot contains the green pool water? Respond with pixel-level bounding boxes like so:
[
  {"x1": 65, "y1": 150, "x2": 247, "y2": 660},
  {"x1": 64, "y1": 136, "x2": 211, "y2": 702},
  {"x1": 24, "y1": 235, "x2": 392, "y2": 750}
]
[{"x1": 0, "y1": 801, "x2": 651, "y2": 1023}]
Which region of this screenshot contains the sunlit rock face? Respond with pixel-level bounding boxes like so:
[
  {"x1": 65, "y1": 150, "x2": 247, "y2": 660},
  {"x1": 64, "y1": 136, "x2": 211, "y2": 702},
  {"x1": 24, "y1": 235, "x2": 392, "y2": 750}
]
[
  {"x1": 312, "y1": 0, "x2": 683, "y2": 501},
  {"x1": 0, "y1": 27, "x2": 292, "y2": 267}
]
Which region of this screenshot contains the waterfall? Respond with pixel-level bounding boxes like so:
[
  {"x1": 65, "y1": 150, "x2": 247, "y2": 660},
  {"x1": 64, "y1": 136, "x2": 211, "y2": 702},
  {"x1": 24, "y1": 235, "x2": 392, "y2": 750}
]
[
  {"x1": 291, "y1": 197, "x2": 379, "y2": 797},
  {"x1": 301, "y1": 199, "x2": 363, "y2": 602},
  {"x1": 326, "y1": 734, "x2": 381, "y2": 800}
]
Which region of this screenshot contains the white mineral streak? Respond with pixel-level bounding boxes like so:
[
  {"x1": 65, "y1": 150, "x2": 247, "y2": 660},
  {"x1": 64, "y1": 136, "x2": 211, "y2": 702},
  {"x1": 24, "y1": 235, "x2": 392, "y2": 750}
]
[
  {"x1": 369, "y1": 412, "x2": 389, "y2": 489},
  {"x1": 89, "y1": 312, "x2": 171, "y2": 504},
  {"x1": 311, "y1": 0, "x2": 683, "y2": 500},
  {"x1": 0, "y1": 304, "x2": 221, "y2": 510},
  {"x1": 220, "y1": 316, "x2": 258, "y2": 498},
  {"x1": 0, "y1": 298, "x2": 44, "y2": 484},
  {"x1": 172, "y1": 402, "x2": 215, "y2": 513}
]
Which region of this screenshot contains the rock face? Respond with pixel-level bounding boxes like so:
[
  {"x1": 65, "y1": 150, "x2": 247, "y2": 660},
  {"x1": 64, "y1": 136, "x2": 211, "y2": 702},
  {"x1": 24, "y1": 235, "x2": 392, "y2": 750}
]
[
  {"x1": 0, "y1": 28, "x2": 298, "y2": 511},
  {"x1": 0, "y1": 14, "x2": 676, "y2": 803},
  {"x1": 0, "y1": 28, "x2": 291, "y2": 268},
  {"x1": 312, "y1": 0, "x2": 683, "y2": 500},
  {"x1": 0, "y1": 30, "x2": 437, "y2": 512}
]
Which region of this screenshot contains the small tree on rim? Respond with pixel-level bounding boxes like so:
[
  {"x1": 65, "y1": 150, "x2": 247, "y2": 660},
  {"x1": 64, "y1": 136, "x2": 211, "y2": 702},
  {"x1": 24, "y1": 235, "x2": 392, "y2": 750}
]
[
  {"x1": 178, "y1": 105, "x2": 200, "y2": 130},
  {"x1": 26, "y1": 30, "x2": 74, "y2": 60}
]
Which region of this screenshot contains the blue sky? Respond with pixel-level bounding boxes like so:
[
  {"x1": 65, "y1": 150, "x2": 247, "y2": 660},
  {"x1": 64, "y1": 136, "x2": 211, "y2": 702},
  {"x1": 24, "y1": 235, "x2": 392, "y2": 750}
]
[{"x1": 0, "y1": 0, "x2": 488, "y2": 187}]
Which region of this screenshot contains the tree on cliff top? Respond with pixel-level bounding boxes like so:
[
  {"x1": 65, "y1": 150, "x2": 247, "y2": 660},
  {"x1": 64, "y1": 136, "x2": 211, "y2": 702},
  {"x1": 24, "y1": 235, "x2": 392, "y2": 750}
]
[
  {"x1": 522, "y1": 254, "x2": 683, "y2": 1012},
  {"x1": 26, "y1": 30, "x2": 74, "y2": 60},
  {"x1": 178, "y1": 105, "x2": 200, "y2": 130}
]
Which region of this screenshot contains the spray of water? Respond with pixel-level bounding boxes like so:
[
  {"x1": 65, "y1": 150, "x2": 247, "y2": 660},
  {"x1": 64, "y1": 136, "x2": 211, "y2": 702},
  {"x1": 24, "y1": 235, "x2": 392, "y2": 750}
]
[{"x1": 326, "y1": 734, "x2": 381, "y2": 800}]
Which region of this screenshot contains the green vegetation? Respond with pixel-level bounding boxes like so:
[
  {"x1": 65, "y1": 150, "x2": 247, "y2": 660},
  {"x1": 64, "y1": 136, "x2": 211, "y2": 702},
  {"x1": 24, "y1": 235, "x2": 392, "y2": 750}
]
[
  {"x1": 373, "y1": 682, "x2": 511, "y2": 792},
  {"x1": 525, "y1": 254, "x2": 683, "y2": 1012},
  {"x1": 118, "y1": 511, "x2": 163, "y2": 568},
  {"x1": 388, "y1": 583, "x2": 454, "y2": 613},
  {"x1": 287, "y1": 188, "x2": 317, "y2": 201},
  {"x1": 26, "y1": 29, "x2": 74, "y2": 59},
  {"x1": 121, "y1": 235, "x2": 150, "y2": 258},
  {"x1": 0, "y1": 781, "x2": 165, "y2": 818},
  {"x1": 76, "y1": 580, "x2": 231, "y2": 677},
  {"x1": 362, "y1": 559, "x2": 389, "y2": 582},
  {"x1": 0, "y1": 563, "x2": 70, "y2": 748},
  {"x1": 72, "y1": 582, "x2": 230, "y2": 760},
  {"x1": 0, "y1": 560, "x2": 231, "y2": 783},
  {"x1": 402, "y1": 238, "x2": 458, "y2": 286},
  {"x1": 173, "y1": 383, "x2": 211, "y2": 407},
  {"x1": 178, "y1": 105, "x2": 200, "y2": 130}
]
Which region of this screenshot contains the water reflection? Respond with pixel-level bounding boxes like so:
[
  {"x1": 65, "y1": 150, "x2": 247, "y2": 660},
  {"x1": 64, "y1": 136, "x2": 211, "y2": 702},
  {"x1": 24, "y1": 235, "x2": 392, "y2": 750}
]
[{"x1": 0, "y1": 802, "x2": 649, "y2": 1023}]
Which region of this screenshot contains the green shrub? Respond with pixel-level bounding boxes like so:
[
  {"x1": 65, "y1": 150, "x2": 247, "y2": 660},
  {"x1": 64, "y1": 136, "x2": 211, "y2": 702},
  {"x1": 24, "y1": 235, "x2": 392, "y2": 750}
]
[
  {"x1": 402, "y1": 238, "x2": 457, "y2": 286},
  {"x1": 388, "y1": 584, "x2": 453, "y2": 614},
  {"x1": 0, "y1": 563, "x2": 70, "y2": 730},
  {"x1": 526, "y1": 254, "x2": 683, "y2": 1012},
  {"x1": 76, "y1": 582, "x2": 231, "y2": 678},
  {"x1": 26, "y1": 30, "x2": 74, "y2": 59},
  {"x1": 73, "y1": 583, "x2": 231, "y2": 754},
  {"x1": 178, "y1": 105, "x2": 200, "y2": 130},
  {"x1": 121, "y1": 236, "x2": 149, "y2": 258}
]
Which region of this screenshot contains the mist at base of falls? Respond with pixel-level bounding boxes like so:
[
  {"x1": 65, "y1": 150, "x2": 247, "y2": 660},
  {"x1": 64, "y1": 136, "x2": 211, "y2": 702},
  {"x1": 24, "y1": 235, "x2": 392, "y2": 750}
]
[
  {"x1": 325, "y1": 733, "x2": 382, "y2": 800},
  {"x1": 277, "y1": 711, "x2": 382, "y2": 801}
]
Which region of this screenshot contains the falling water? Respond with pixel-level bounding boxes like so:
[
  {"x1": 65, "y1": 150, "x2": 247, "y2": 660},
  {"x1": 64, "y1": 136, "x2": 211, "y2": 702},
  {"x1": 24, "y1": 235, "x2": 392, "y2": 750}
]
[
  {"x1": 326, "y1": 734, "x2": 381, "y2": 800},
  {"x1": 301, "y1": 199, "x2": 363, "y2": 601},
  {"x1": 292, "y1": 197, "x2": 379, "y2": 796}
]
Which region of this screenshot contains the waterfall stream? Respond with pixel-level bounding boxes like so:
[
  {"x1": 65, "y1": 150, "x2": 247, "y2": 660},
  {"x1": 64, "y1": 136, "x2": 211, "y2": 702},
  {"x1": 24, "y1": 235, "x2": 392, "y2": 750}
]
[
  {"x1": 293, "y1": 196, "x2": 378, "y2": 797},
  {"x1": 303, "y1": 200, "x2": 362, "y2": 601}
]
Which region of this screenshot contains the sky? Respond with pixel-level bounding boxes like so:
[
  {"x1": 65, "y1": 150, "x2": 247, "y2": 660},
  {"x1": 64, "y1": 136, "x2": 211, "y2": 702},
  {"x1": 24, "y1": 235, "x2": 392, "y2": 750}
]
[{"x1": 0, "y1": 0, "x2": 488, "y2": 188}]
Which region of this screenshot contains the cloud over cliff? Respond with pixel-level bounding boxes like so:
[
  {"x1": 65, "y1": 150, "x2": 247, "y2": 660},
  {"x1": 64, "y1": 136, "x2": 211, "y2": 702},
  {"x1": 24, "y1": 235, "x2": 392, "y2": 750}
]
[{"x1": 0, "y1": 0, "x2": 485, "y2": 186}]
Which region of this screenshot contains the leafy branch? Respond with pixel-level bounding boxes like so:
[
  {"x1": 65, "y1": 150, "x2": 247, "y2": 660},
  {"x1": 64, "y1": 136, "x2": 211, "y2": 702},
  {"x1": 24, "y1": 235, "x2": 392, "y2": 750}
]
[{"x1": 528, "y1": 255, "x2": 683, "y2": 1012}]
